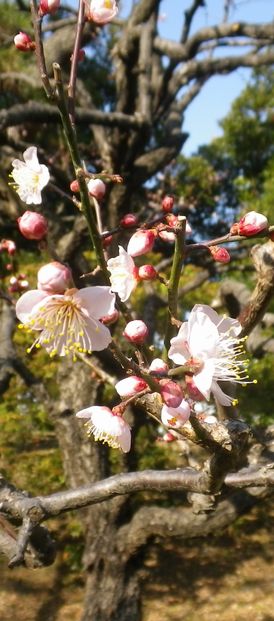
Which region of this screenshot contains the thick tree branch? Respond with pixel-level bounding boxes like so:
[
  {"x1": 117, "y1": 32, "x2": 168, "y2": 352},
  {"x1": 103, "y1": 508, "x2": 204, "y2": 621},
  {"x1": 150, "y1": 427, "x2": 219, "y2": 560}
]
[{"x1": 0, "y1": 101, "x2": 146, "y2": 131}]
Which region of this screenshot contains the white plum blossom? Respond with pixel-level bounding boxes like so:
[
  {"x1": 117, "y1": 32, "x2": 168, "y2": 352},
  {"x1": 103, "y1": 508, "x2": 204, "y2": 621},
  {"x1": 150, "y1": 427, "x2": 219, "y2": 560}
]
[
  {"x1": 161, "y1": 399, "x2": 191, "y2": 428},
  {"x1": 16, "y1": 286, "x2": 115, "y2": 357},
  {"x1": 76, "y1": 406, "x2": 131, "y2": 452},
  {"x1": 10, "y1": 146, "x2": 50, "y2": 205},
  {"x1": 168, "y1": 304, "x2": 250, "y2": 406},
  {"x1": 107, "y1": 246, "x2": 138, "y2": 302}
]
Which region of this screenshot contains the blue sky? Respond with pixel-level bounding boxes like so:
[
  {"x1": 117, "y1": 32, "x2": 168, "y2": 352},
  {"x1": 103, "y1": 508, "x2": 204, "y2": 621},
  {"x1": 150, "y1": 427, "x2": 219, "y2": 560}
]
[{"x1": 121, "y1": 1, "x2": 274, "y2": 155}]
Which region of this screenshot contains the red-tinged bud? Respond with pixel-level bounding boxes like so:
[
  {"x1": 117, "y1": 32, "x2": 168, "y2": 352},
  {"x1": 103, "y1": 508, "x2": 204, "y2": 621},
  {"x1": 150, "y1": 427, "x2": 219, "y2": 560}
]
[
  {"x1": 209, "y1": 246, "x2": 230, "y2": 264},
  {"x1": 6, "y1": 263, "x2": 13, "y2": 271},
  {"x1": 17, "y1": 211, "x2": 48, "y2": 241},
  {"x1": 149, "y1": 358, "x2": 168, "y2": 376},
  {"x1": 162, "y1": 431, "x2": 177, "y2": 442},
  {"x1": 162, "y1": 195, "x2": 174, "y2": 213},
  {"x1": 102, "y1": 234, "x2": 113, "y2": 248},
  {"x1": 39, "y1": 0, "x2": 60, "y2": 15},
  {"x1": 120, "y1": 213, "x2": 138, "y2": 229},
  {"x1": 70, "y1": 179, "x2": 80, "y2": 193},
  {"x1": 123, "y1": 319, "x2": 148, "y2": 344},
  {"x1": 87, "y1": 0, "x2": 118, "y2": 24},
  {"x1": 238, "y1": 211, "x2": 269, "y2": 236},
  {"x1": 185, "y1": 375, "x2": 204, "y2": 401},
  {"x1": 138, "y1": 264, "x2": 158, "y2": 281},
  {"x1": 14, "y1": 32, "x2": 35, "y2": 52},
  {"x1": 115, "y1": 376, "x2": 148, "y2": 398},
  {"x1": 37, "y1": 261, "x2": 73, "y2": 294},
  {"x1": 159, "y1": 379, "x2": 184, "y2": 408},
  {"x1": 87, "y1": 178, "x2": 106, "y2": 200},
  {"x1": 18, "y1": 279, "x2": 29, "y2": 290},
  {"x1": 100, "y1": 309, "x2": 119, "y2": 325},
  {"x1": 1, "y1": 240, "x2": 16, "y2": 255},
  {"x1": 127, "y1": 229, "x2": 155, "y2": 257}
]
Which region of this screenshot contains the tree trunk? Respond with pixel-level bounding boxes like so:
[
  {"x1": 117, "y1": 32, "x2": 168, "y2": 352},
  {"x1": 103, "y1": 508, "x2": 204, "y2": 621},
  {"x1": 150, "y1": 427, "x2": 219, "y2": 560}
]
[
  {"x1": 53, "y1": 357, "x2": 142, "y2": 621},
  {"x1": 81, "y1": 524, "x2": 142, "y2": 621}
]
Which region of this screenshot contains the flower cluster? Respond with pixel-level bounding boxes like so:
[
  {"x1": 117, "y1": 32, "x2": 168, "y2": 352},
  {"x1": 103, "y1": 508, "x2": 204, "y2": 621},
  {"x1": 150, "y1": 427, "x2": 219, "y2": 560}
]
[{"x1": 11, "y1": 141, "x2": 262, "y2": 455}]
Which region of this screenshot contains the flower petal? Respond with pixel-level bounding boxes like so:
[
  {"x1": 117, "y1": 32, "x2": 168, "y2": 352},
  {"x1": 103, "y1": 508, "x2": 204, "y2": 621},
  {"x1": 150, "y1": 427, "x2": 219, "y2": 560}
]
[
  {"x1": 168, "y1": 323, "x2": 190, "y2": 365},
  {"x1": 188, "y1": 307, "x2": 219, "y2": 358},
  {"x1": 16, "y1": 289, "x2": 49, "y2": 323},
  {"x1": 75, "y1": 286, "x2": 116, "y2": 319},
  {"x1": 211, "y1": 380, "x2": 234, "y2": 406},
  {"x1": 193, "y1": 359, "x2": 215, "y2": 400}
]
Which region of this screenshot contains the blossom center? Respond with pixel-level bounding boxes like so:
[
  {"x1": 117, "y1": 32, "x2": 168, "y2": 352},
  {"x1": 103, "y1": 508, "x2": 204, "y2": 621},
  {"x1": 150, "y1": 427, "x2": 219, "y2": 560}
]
[{"x1": 21, "y1": 294, "x2": 100, "y2": 357}]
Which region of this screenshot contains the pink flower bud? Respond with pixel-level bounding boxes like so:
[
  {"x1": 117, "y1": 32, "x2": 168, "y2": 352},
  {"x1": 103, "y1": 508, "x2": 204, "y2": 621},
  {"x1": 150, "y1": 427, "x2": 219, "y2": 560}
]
[
  {"x1": 14, "y1": 32, "x2": 35, "y2": 52},
  {"x1": 185, "y1": 375, "x2": 204, "y2": 401},
  {"x1": 127, "y1": 229, "x2": 155, "y2": 257},
  {"x1": 70, "y1": 179, "x2": 80, "y2": 193},
  {"x1": 115, "y1": 376, "x2": 148, "y2": 398},
  {"x1": 149, "y1": 358, "x2": 168, "y2": 376},
  {"x1": 123, "y1": 320, "x2": 148, "y2": 344},
  {"x1": 238, "y1": 211, "x2": 269, "y2": 236},
  {"x1": 162, "y1": 195, "x2": 174, "y2": 213},
  {"x1": 87, "y1": 0, "x2": 118, "y2": 24},
  {"x1": 39, "y1": 0, "x2": 60, "y2": 15},
  {"x1": 1, "y1": 240, "x2": 16, "y2": 255},
  {"x1": 162, "y1": 431, "x2": 177, "y2": 442},
  {"x1": 138, "y1": 264, "x2": 158, "y2": 281},
  {"x1": 120, "y1": 213, "x2": 138, "y2": 229},
  {"x1": 87, "y1": 178, "x2": 106, "y2": 200},
  {"x1": 17, "y1": 211, "x2": 48, "y2": 240},
  {"x1": 209, "y1": 246, "x2": 230, "y2": 264},
  {"x1": 102, "y1": 234, "x2": 113, "y2": 248},
  {"x1": 37, "y1": 261, "x2": 73, "y2": 294},
  {"x1": 160, "y1": 379, "x2": 184, "y2": 408},
  {"x1": 100, "y1": 309, "x2": 120, "y2": 325}
]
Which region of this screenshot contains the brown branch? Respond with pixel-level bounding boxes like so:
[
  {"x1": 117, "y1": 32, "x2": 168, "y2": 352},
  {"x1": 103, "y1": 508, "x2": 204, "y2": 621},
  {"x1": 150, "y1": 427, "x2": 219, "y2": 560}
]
[
  {"x1": 239, "y1": 241, "x2": 274, "y2": 337},
  {"x1": 154, "y1": 22, "x2": 274, "y2": 61},
  {"x1": 0, "y1": 101, "x2": 146, "y2": 131}
]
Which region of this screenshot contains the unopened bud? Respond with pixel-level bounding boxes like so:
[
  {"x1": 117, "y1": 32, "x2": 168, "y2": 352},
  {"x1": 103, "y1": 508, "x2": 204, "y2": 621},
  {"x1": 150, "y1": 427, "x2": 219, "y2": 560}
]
[
  {"x1": 17, "y1": 211, "x2": 48, "y2": 241},
  {"x1": 70, "y1": 179, "x2": 80, "y2": 193},
  {"x1": 120, "y1": 213, "x2": 138, "y2": 229},
  {"x1": 115, "y1": 376, "x2": 148, "y2": 398},
  {"x1": 127, "y1": 229, "x2": 155, "y2": 257},
  {"x1": 87, "y1": 0, "x2": 118, "y2": 24},
  {"x1": 123, "y1": 320, "x2": 148, "y2": 344},
  {"x1": 160, "y1": 379, "x2": 184, "y2": 408},
  {"x1": 209, "y1": 246, "x2": 230, "y2": 264},
  {"x1": 149, "y1": 358, "x2": 168, "y2": 376},
  {"x1": 162, "y1": 431, "x2": 177, "y2": 442},
  {"x1": 1, "y1": 240, "x2": 16, "y2": 255},
  {"x1": 37, "y1": 261, "x2": 73, "y2": 294},
  {"x1": 14, "y1": 32, "x2": 35, "y2": 52},
  {"x1": 161, "y1": 195, "x2": 174, "y2": 213},
  {"x1": 185, "y1": 375, "x2": 204, "y2": 401},
  {"x1": 39, "y1": 0, "x2": 60, "y2": 15},
  {"x1": 102, "y1": 234, "x2": 113, "y2": 248},
  {"x1": 138, "y1": 264, "x2": 158, "y2": 281},
  {"x1": 238, "y1": 211, "x2": 268, "y2": 236},
  {"x1": 100, "y1": 309, "x2": 119, "y2": 325},
  {"x1": 87, "y1": 178, "x2": 106, "y2": 200}
]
